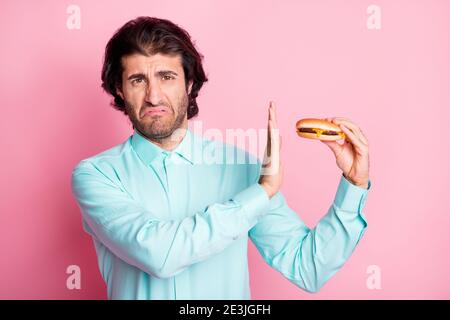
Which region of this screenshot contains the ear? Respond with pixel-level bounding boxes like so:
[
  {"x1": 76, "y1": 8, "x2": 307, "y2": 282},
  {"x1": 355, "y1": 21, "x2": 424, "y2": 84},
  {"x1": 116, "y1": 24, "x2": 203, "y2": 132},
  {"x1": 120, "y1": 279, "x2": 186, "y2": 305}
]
[
  {"x1": 187, "y1": 80, "x2": 193, "y2": 95},
  {"x1": 116, "y1": 85, "x2": 124, "y2": 100}
]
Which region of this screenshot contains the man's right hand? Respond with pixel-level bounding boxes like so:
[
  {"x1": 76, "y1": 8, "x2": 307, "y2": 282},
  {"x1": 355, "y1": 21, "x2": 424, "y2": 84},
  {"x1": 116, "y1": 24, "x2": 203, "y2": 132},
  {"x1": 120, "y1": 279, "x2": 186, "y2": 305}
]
[{"x1": 258, "y1": 101, "x2": 283, "y2": 199}]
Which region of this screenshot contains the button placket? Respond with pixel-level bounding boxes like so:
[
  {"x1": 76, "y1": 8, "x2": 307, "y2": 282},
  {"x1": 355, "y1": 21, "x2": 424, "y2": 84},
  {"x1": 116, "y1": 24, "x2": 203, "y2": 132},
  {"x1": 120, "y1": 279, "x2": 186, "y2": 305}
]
[
  {"x1": 163, "y1": 153, "x2": 182, "y2": 218},
  {"x1": 164, "y1": 153, "x2": 192, "y2": 299},
  {"x1": 149, "y1": 153, "x2": 169, "y2": 196},
  {"x1": 162, "y1": 152, "x2": 170, "y2": 194}
]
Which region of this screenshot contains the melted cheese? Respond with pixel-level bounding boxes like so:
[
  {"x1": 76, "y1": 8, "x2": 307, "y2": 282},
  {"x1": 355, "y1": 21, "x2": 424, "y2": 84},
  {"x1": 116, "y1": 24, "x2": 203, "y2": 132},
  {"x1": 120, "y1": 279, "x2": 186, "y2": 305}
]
[
  {"x1": 310, "y1": 128, "x2": 346, "y2": 139},
  {"x1": 312, "y1": 128, "x2": 324, "y2": 137}
]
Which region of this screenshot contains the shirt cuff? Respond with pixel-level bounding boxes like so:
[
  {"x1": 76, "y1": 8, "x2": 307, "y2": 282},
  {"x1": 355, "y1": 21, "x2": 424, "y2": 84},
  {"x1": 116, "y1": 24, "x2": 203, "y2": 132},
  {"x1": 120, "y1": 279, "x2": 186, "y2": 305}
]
[
  {"x1": 333, "y1": 174, "x2": 371, "y2": 213},
  {"x1": 232, "y1": 183, "x2": 270, "y2": 222}
]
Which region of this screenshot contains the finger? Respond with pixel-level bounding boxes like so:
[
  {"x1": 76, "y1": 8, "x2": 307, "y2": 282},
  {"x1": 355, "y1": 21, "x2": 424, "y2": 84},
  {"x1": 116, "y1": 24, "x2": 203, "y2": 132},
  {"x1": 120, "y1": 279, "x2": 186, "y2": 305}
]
[
  {"x1": 332, "y1": 118, "x2": 368, "y2": 145},
  {"x1": 269, "y1": 102, "x2": 280, "y2": 153},
  {"x1": 270, "y1": 119, "x2": 280, "y2": 152},
  {"x1": 266, "y1": 104, "x2": 272, "y2": 154},
  {"x1": 270, "y1": 101, "x2": 278, "y2": 129},
  {"x1": 321, "y1": 139, "x2": 342, "y2": 155},
  {"x1": 267, "y1": 104, "x2": 272, "y2": 126},
  {"x1": 263, "y1": 119, "x2": 280, "y2": 174},
  {"x1": 332, "y1": 118, "x2": 369, "y2": 146},
  {"x1": 263, "y1": 102, "x2": 280, "y2": 173},
  {"x1": 267, "y1": 119, "x2": 272, "y2": 157},
  {"x1": 323, "y1": 117, "x2": 344, "y2": 145},
  {"x1": 332, "y1": 118, "x2": 360, "y2": 135},
  {"x1": 339, "y1": 124, "x2": 368, "y2": 153},
  {"x1": 262, "y1": 106, "x2": 272, "y2": 167},
  {"x1": 262, "y1": 123, "x2": 271, "y2": 167},
  {"x1": 269, "y1": 124, "x2": 280, "y2": 175}
]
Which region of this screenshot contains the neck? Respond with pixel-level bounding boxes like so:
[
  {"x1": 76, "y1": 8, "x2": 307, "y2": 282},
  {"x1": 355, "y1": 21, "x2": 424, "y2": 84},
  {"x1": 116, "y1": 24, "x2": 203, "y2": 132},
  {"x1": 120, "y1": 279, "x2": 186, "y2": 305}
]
[{"x1": 139, "y1": 124, "x2": 188, "y2": 152}]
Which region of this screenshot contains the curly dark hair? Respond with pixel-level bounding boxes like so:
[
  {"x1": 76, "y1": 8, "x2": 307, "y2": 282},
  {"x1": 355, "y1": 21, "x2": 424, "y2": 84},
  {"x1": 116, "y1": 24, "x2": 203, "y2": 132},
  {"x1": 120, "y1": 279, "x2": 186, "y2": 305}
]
[{"x1": 101, "y1": 16, "x2": 208, "y2": 119}]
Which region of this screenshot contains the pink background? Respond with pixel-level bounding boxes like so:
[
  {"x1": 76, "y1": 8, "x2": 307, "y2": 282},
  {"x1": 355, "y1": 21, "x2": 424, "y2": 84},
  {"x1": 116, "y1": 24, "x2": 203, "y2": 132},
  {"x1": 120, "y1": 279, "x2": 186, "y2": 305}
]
[{"x1": 0, "y1": 0, "x2": 449, "y2": 299}]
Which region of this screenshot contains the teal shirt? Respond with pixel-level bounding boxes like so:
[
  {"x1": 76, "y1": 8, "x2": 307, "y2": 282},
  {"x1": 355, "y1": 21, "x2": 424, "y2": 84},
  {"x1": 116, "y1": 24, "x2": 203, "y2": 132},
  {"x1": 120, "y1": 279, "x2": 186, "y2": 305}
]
[{"x1": 71, "y1": 128, "x2": 370, "y2": 300}]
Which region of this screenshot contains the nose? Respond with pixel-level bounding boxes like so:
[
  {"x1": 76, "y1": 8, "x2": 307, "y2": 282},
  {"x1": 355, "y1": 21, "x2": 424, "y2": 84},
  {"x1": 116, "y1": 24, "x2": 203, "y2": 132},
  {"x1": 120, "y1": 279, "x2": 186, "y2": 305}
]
[{"x1": 145, "y1": 79, "x2": 164, "y2": 106}]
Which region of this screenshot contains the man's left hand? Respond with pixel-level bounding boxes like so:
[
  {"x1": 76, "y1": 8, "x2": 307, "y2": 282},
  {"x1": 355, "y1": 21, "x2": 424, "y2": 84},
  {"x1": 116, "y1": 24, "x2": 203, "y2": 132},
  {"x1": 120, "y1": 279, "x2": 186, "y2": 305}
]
[{"x1": 321, "y1": 117, "x2": 370, "y2": 189}]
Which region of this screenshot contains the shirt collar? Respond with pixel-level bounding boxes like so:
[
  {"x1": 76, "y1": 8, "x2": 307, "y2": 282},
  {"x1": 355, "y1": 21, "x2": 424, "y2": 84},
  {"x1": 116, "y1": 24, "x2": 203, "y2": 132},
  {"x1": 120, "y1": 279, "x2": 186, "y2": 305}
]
[{"x1": 131, "y1": 128, "x2": 199, "y2": 165}]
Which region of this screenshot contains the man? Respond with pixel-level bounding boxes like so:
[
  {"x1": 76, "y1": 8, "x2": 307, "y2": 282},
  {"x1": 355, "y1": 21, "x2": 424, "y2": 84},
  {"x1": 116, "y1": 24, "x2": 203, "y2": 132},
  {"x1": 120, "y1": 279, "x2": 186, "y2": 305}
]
[{"x1": 71, "y1": 16, "x2": 371, "y2": 300}]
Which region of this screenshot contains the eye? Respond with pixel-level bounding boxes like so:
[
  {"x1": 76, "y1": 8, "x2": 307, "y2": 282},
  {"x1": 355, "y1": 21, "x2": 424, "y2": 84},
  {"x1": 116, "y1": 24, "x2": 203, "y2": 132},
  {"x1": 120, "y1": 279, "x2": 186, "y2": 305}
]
[
  {"x1": 162, "y1": 75, "x2": 174, "y2": 81},
  {"x1": 131, "y1": 78, "x2": 145, "y2": 85}
]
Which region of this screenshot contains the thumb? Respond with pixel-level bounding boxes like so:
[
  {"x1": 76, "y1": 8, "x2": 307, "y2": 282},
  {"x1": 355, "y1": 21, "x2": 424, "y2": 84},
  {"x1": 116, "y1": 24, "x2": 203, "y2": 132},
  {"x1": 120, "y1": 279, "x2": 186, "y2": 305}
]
[{"x1": 321, "y1": 140, "x2": 341, "y2": 155}]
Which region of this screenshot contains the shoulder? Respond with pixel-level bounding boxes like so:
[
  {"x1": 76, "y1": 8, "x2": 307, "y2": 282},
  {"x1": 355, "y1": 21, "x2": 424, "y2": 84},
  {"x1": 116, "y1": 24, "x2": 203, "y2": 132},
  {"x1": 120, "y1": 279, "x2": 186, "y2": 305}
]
[{"x1": 72, "y1": 137, "x2": 132, "y2": 177}]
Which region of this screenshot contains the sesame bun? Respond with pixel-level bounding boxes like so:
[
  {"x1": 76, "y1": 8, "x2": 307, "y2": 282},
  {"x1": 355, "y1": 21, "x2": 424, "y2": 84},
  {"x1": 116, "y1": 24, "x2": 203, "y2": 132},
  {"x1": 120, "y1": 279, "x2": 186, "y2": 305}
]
[{"x1": 296, "y1": 118, "x2": 345, "y2": 141}]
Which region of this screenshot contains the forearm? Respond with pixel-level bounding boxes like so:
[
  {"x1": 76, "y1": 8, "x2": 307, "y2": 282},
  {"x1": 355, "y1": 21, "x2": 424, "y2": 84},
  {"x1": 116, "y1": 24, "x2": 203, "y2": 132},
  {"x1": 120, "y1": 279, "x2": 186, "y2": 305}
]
[
  {"x1": 252, "y1": 175, "x2": 370, "y2": 293},
  {"x1": 297, "y1": 204, "x2": 367, "y2": 291},
  {"x1": 73, "y1": 162, "x2": 270, "y2": 279},
  {"x1": 297, "y1": 175, "x2": 370, "y2": 291},
  {"x1": 113, "y1": 184, "x2": 268, "y2": 278}
]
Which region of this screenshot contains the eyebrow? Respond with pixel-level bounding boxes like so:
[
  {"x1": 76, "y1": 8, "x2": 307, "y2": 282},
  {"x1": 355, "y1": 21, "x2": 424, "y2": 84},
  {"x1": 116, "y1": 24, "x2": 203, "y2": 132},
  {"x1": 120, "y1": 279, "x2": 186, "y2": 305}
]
[{"x1": 127, "y1": 70, "x2": 179, "y2": 80}]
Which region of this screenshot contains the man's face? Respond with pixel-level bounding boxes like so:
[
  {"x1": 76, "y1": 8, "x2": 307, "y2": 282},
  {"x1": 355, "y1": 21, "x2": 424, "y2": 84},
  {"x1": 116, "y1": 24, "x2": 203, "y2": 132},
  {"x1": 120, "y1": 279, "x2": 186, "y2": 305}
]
[{"x1": 117, "y1": 53, "x2": 193, "y2": 141}]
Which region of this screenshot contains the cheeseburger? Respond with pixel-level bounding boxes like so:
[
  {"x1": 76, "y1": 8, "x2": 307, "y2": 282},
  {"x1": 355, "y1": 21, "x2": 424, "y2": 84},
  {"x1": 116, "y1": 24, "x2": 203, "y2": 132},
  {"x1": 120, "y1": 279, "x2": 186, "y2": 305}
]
[{"x1": 296, "y1": 118, "x2": 346, "y2": 141}]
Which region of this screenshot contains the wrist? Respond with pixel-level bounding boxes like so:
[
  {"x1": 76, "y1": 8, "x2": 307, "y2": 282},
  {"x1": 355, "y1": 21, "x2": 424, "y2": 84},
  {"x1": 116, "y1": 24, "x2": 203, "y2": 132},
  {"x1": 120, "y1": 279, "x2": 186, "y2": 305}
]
[
  {"x1": 354, "y1": 182, "x2": 369, "y2": 189},
  {"x1": 343, "y1": 173, "x2": 369, "y2": 189},
  {"x1": 358, "y1": 182, "x2": 369, "y2": 189}
]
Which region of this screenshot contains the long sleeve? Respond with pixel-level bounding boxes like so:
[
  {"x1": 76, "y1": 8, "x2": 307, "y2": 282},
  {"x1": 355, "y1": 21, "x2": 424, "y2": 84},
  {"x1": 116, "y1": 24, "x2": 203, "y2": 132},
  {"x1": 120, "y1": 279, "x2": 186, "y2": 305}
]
[
  {"x1": 71, "y1": 160, "x2": 270, "y2": 279},
  {"x1": 249, "y1": 174, "x2": 370, "y2": 293}
]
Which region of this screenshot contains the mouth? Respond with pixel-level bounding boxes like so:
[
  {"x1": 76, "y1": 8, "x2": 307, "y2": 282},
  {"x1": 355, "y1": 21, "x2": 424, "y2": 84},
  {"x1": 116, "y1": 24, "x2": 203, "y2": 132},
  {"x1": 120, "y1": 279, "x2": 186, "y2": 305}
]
[{"x1": 142, "y1": 107, "x2": 170, "y2": 118}]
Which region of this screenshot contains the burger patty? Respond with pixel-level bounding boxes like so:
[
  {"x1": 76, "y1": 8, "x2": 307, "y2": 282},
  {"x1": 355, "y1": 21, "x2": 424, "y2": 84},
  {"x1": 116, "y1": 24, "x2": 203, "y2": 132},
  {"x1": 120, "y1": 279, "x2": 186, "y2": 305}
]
[{"x1": 298, "y1": 128, "x2": 339, "y2": 135}]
